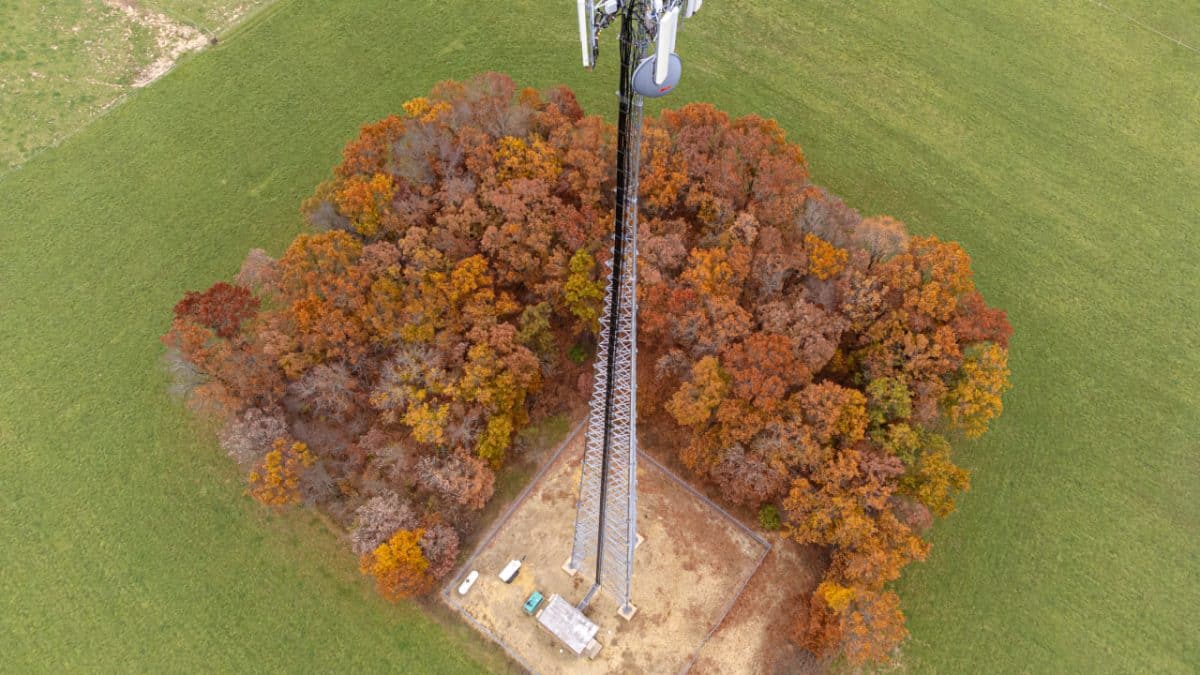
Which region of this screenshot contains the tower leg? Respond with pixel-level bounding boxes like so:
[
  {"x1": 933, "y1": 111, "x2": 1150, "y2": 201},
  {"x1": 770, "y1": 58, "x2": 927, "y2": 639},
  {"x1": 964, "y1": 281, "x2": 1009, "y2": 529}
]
[
  {"x1": 562, "y1": 558, "x2": 580, "y2": 577},
  {"x1": 566, "y1": 0, "x2": 646, "y2": 617}
]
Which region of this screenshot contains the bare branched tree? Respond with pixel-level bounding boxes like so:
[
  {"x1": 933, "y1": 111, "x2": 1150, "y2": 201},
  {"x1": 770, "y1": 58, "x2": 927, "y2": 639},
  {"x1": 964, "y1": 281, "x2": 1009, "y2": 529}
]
[
  {"x1": 218, "y1": 405, "x2": 287, "y2": 465},
  {"x1": 351, "y1": 491, "x2": 419, "y2": 556}
]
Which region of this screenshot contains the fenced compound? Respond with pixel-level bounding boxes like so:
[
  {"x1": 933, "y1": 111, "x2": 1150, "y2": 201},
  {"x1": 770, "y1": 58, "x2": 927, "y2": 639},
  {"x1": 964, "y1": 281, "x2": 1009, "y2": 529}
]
[{"x1": 442, "y1": 427, "x2": 771, "y2": 674}]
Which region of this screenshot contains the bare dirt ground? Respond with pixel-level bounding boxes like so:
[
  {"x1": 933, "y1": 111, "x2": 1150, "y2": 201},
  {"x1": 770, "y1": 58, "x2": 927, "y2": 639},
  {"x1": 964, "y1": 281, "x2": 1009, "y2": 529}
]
[
  {"x1": 445, "y1": 430, "x2": 771, "y2": 674},
  {"x1": 100, "y1": 0, "x2": 208, "y2": 88},
  {"x1": 692, "y1": 536, "x2": 826, "y2": 675}
]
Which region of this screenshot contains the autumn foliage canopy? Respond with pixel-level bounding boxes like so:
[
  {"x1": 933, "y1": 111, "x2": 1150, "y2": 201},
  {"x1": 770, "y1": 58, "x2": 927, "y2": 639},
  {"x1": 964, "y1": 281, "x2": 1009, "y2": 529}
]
[{"x1": 163, "y1": 73, "x2": 1011, "y2": 664}]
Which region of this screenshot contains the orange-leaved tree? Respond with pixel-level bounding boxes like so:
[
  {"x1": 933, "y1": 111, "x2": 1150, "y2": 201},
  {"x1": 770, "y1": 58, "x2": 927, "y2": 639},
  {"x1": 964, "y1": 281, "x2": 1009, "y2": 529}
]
[
  {"x1": 248, "y1": 438, "x2": 314, "y2": 506},
  {"x1": 359, "y1": 528, "x2": 434, "y2": 600}
]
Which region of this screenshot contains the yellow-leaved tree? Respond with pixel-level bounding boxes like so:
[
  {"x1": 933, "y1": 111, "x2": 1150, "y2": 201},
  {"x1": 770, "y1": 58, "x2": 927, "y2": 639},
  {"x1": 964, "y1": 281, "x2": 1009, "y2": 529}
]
[
  {"x1": 248, "y1": 438, "x2": 314, "y2": 506},
  {"x1": 359, "y1": 528, "x2": 433, "y2": 600}
]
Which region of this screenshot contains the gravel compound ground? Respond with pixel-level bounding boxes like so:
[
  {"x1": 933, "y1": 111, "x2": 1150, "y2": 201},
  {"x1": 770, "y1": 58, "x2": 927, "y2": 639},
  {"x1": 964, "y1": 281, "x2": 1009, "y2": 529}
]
[{"x1": 443, "y1": 428, "x2": 770, "y2": 674}]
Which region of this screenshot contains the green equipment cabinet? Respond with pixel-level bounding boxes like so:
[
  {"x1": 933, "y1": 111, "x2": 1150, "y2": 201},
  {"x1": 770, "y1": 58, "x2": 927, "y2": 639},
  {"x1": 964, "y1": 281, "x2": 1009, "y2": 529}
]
[{"x1": 523, "y1": 590, "x2": 544, "y2": 615}]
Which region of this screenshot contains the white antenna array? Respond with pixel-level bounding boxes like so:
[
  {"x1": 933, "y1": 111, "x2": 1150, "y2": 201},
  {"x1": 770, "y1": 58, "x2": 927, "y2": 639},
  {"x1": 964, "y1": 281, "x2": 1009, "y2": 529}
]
[
  {"x1": 565, "y1": 0, "x2": 705, "y2": 620},
  {"x1": 576, "y1": 0, "x2": 701, "y2": 94},
  {"x1": 654, "y1": 6, "x2": 679, "y2": 84}
]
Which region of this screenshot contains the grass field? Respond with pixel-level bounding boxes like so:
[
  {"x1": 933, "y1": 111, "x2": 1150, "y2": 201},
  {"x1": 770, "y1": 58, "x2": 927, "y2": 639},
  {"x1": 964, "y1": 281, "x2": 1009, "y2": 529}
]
[
  {"x1": 0, "y1": 0, "x2": 268, "y2": 171},
  {"x1": 1, "y1": 0, "x2": 1196, "y2": 672},
  {"x1": 141, "y1": 1, "x2": 270, "y2": 33}
]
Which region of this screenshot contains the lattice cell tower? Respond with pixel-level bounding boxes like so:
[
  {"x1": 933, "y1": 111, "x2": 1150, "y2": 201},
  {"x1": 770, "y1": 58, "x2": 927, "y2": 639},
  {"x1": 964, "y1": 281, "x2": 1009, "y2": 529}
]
[{"x1": 565, "y1": 0, "x2": 704, "y2": 620}]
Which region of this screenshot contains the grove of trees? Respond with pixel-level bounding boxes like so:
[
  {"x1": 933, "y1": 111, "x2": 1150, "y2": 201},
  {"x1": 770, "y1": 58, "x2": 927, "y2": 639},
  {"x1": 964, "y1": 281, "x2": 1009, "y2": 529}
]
[{"x1": 163, "y1": 73, "x2": 1011, "y2": 665}]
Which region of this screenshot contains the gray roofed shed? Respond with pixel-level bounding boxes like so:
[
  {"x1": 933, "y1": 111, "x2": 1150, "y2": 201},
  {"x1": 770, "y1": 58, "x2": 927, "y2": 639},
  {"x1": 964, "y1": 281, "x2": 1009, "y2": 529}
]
[{"x1": 535, "y1": 594, "x2": 599, "y2": 656}]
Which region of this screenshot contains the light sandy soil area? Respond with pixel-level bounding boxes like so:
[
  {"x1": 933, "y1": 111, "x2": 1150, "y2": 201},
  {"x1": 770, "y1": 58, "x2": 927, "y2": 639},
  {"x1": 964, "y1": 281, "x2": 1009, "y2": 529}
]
[
  {"x1": 692, "y1": 537, "x2": 825, "y2": 674},
  {"x1": 100, "y1": 0, "x2": 208, "y2": 88},
  {"x1": 446, "y1": 431, "x2": 770, "y2": 674}
]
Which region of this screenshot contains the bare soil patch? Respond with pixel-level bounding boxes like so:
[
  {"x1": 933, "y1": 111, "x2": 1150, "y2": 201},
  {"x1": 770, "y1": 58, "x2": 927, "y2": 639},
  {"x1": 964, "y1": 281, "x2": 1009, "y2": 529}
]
[
  {"x1": 100, "y1": 0, "x2": 208, "y2": 87},
  {"x1": 692, "y1": 537, "x2": 826, "y2": 674}
]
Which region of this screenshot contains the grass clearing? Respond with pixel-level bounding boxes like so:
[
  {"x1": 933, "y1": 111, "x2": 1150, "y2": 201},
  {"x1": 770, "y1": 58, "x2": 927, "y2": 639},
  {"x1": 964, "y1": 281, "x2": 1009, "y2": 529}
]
[
  {"x1": 0, "y1": 0, "x2": 270, "y2": 172},
  {"x1": 0, "y1": 0, "x2": 1196, "y2": 671},
  {"x1": 142, "y1": 0, "x2": 271, "y2": 34}
]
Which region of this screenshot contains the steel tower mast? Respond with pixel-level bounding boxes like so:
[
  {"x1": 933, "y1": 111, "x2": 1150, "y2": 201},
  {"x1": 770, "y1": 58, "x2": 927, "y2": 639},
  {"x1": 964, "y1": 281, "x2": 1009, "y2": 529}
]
[{"x1": 567, "y1": 0, "x2": 702, "y2": 619}]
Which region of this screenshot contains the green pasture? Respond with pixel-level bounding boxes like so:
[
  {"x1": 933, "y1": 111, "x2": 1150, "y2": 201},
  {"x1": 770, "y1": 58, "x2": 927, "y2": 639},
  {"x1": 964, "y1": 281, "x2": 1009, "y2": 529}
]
[
  {"x1": 1, "y1": 0, "x2": 1195, "y2": 671},
  {"x1": 0, "y1": 0, "x2": 268, "y2": 171},
  {"x1": 140, "y1": 1, "x2": 273, "y2": 34}
]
